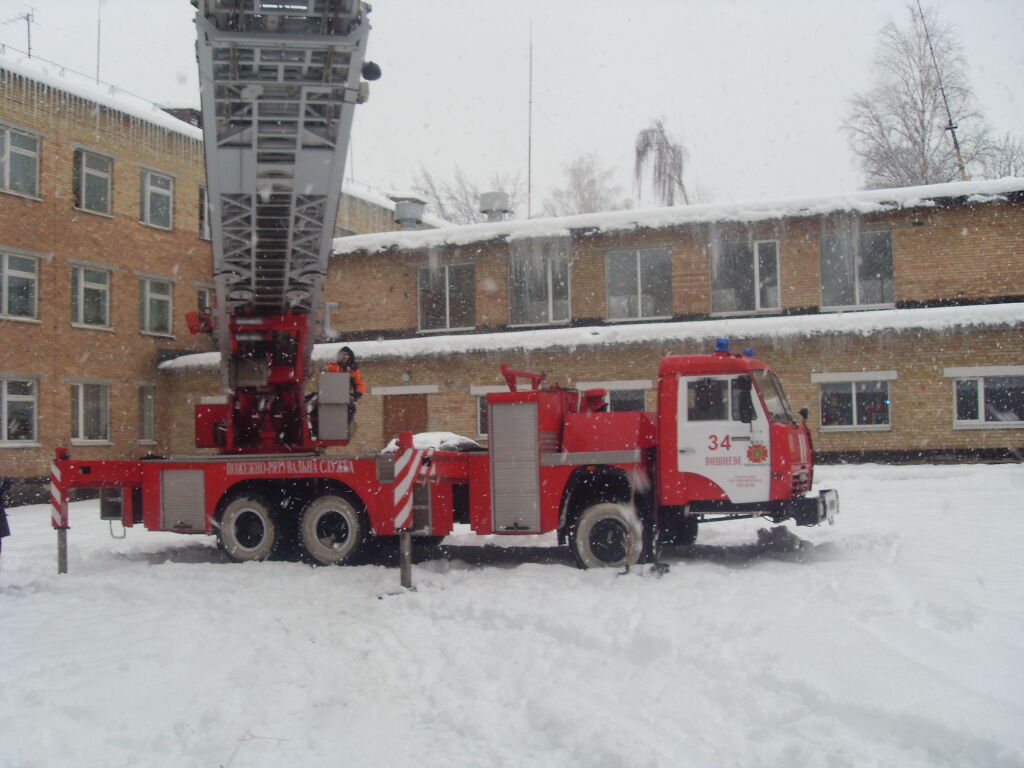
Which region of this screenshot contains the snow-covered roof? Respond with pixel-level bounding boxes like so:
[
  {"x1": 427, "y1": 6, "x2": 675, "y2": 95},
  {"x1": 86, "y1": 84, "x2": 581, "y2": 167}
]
[
  {"x1": 332, "y1": 177, "x2": 1024, "y2": 256},
  {"x1": 161, "y1": 302, "x2": 1024, "y2": 372},
  {"x1": 0, "y1": 49, "x2": 202, "y2": 141},
  {"x1": 340, "y1": 178, "x2": 451, "y2": 228}
]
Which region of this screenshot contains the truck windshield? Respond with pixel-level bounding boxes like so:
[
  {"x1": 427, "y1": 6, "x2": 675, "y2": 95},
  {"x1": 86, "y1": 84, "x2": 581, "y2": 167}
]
[{"x1": 753, "y1": 369, "x2": 796, "y2": 424}]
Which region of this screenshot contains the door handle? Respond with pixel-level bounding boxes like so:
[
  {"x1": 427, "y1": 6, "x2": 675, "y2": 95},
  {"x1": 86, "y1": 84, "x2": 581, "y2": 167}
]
[{"x1": 678, "y1": 448, "x2": 694, "y2": 453}]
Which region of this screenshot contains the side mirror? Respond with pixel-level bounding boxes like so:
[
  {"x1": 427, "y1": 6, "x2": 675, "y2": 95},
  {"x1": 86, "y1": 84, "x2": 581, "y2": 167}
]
[
  {"x1": 799, "y1": 406, "x2": 810, "y2": 422},
  {"x1": 733, "y1": 376, "x2": 755, "y2": 424}
]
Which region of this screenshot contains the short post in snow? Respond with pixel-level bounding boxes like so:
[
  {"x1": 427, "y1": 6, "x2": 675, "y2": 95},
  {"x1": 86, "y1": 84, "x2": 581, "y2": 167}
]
[
  {"x1": 50, "y1": 452, "x2": 70, "y2": 574},
  {"x1": 399, "y1": 529, "x2": 413, "y2": 589}
]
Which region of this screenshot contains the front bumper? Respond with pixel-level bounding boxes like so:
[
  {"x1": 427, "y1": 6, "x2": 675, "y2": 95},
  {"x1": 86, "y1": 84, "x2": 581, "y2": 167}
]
[{"x1": 790, "y1": 488, "x2": 839, "y2": 526}]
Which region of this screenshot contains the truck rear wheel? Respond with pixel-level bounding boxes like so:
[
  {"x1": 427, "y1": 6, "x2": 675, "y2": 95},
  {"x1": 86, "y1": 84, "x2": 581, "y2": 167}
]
[
  {"x1": 570, "y1": 502, "x2": 644, "y2": 569},
  {"x1": 219, "y1": 493, "x2": 278, "y2": 562},
  {"x1": 299, "y1": 494, "x2": 367, "y2": 565}
]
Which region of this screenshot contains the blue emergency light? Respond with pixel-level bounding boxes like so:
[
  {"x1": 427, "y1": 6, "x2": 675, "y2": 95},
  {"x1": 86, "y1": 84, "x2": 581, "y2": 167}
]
[
  {"x1": 715, "y1": 338, "x2": 730, "y2": 353},
  {"x1": 743, "y1": 348, "x2": 755, "y2": 357}
]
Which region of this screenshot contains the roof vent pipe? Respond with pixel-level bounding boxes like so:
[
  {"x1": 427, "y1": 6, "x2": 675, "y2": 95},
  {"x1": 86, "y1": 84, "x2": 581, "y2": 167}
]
[
  {"x1": 480, "y1": 191, "x2": 511, "y2": 222},
  {"x1": 392, "y1": 197, "x2": 426, "y2": 230}
]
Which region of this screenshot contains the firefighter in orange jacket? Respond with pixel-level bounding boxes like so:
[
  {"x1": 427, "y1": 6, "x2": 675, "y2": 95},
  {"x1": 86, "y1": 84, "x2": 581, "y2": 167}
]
[{"x1": 326, "y1": 346, "x2": 366, "y2": 426}]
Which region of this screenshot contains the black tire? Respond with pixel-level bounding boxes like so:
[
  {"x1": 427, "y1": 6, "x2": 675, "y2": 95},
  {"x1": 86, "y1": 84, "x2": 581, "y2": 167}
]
[
  {"x1": 569, "y1": 502, "x2": 645, "y2": 569},
  {"x1": 662, "y1": 516, "x2": 699, "y2": 546},
  {"x1": 218, "y1": 493, "x2": 278, "y2": 562},
  {"x1": 299, "y1": 494, "x2": 368, "y2": 565}
]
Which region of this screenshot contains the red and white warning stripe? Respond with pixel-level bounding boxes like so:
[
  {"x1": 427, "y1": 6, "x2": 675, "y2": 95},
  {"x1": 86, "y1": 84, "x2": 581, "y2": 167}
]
[
  {"x1": 392, "y1": 446, "x2": 434, "y2": 530},
  {"x1": 50, "y1": 462, "x2": 69, "y2": 529}
]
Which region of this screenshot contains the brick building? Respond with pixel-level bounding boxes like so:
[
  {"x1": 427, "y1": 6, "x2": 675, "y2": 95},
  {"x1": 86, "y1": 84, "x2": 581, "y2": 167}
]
[
  {"x1": 156, "y1": 178, "x2": 1024, "y2": 464},
  {"x1": 0, "y1": 54, "x2": 414, "y2": 497}
]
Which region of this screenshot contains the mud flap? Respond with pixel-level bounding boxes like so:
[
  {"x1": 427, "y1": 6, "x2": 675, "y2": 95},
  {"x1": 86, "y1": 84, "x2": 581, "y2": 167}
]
[{"x1": 791, "y1": 489, "x2": 839, "y2": 526}]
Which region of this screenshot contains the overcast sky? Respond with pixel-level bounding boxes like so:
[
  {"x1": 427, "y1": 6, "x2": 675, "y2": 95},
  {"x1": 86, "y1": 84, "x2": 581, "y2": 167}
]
[{"x1": 1, "y1": 0, "x2": 1021, "y2": 214}]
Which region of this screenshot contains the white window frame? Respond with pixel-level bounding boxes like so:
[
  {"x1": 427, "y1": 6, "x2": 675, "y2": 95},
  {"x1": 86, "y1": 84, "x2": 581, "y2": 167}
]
[
  {"x1": 138, "y1": 275, "x2": 174, "y2": 335},
  {"x1": 605, "y1": 248, "x2": 672, "y2": 321},
  {"x1": 944, "y1": 365, "x2": 1024, "y2": 430},
  {"x1": 576, "y1": 379, "x2": 652, "y2": 413},
  {"x1": 0, "y1": 123, "x2": 40, "y2": 198},
  {"x1": 811, "y1": 370, "x2": 897, "y2": 432},
  {"x1": 138, "y1": 384, "x2": 156, "y2": 443},
  {"x1": 470, "y1": 385, "x2": 508, "y2": 438},
  {"x1": 74, "y1": 148, "x2": 113, "y2": 215},
  {"x1": 508, "y1": 238, "x2": 571, "y2": 327},
  {"x1": 1, "y1": 376, "x2": 38, "y2": 444},
  {"x1": 70, "y1": 381, "x2": 111, "y2": 444},
  {"x1": 140, "y1": 168, "x2": 174, "y2": 230},
  {"x1": 0, "y1": 250, "x2": 39, "y2": 319},
  {"x1": 417, "y1": 263, "x2": 475, "y2": 332},
  {"x1": 711, "y1": 239, "x2": 780, "y2": 315},
  {"x1": 820, "y1": 229, "x2": 894, "y2": 311},
  {"x1": 71, "y1": 263, "x2": 112, "y2": 328}
]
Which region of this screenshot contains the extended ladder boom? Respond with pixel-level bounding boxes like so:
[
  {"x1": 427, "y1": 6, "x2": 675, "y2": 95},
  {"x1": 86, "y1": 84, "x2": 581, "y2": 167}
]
[{"x1": 192, "y1": 0, "x2": 373, "y2": 452}]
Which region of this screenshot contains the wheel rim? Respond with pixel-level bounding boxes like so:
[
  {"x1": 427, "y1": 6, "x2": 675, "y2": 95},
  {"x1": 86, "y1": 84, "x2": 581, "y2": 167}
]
[
  {"x1": 316, "y1": 510, "x2": 351, "y2": 550},
  {"x1": 234, "y1": 509, "x2": 266, "y2": 550},
  {"x1": 589, "y1": 518, "x2": 629, "y2": 564}
]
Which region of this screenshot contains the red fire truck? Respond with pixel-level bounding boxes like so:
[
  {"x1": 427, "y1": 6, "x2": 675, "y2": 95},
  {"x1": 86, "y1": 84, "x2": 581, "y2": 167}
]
[
  {"x1": 49, "y1": 2, "x2": 838, "y2": 572},
  {"x1": 51, "y1": 345, "x2": 838, "y2": 571}
]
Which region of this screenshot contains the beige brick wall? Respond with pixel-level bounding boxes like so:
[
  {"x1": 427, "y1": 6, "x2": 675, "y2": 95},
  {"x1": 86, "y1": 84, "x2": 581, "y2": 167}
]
[
  {"x1": 0, "y1": 72, "x2": 213, "y2": 479},
  {"x1": 329, "y1": 201, "x2": 1024, "y2": 337}
]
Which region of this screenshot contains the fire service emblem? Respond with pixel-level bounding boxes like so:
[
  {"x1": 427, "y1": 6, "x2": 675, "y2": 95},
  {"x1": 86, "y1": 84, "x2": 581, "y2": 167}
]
[{"x1": 746, "y1": 443, "x2": 769, "y2": 463}]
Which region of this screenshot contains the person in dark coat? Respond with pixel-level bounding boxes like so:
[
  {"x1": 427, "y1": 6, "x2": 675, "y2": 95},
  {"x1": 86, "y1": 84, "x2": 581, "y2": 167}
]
[
  {"x1": 325, "y1": 345, "x2": 366, "y2": 427},
  {"x1": 0, "y1": 479, "x2": 11, "y2": 561}
]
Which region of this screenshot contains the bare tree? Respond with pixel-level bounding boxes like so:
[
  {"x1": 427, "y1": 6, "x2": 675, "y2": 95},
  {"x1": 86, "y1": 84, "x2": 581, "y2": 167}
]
[
  {"x1": 842, "y1": 3, "x2": 992, "y2": 188},
  {"x1": 412, "y1": 165, "x2": 524, "y2": 225},
  {"x1": 541, "y1": 153, "x2": 631, "y2": 217},
  {"x1": 634, "y1": 119, "x2": 690, "y2": 206},
  {"x1": 981, "y1": 133, "x2": 1024, "y2": 178}
]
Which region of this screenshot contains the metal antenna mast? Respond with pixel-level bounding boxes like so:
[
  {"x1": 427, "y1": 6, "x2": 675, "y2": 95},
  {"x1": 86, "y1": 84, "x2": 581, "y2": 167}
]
[
  {"x1": 916, "y1": 0, "x2": 968, "y2": 181},
  {"x1": 527, "y1": 21, "x2": 533, "y2": 218},
  {"x1": 2, "y1": 9, "x2": 35, "y2": 57}
]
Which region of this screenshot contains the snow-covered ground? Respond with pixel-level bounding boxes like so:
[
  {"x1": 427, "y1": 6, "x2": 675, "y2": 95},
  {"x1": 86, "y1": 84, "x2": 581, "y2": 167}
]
[{"x1": 2, "y1": 464, "x2": 1022, "y2": 768}]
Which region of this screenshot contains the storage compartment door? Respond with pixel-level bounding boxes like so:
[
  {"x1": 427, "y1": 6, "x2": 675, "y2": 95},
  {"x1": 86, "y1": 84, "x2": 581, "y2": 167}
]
[
  {"x1": 489, "y1": 401, "x2": 541, "y2": 532},
  {"x1": 160, "y1": 469, "x2": 207, "y2": 532}
]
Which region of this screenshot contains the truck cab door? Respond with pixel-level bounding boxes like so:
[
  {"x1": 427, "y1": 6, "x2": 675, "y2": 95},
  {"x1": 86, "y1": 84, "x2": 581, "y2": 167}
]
[{"x1": 677, "y1": 375, "x2": 771, "y2": 503}]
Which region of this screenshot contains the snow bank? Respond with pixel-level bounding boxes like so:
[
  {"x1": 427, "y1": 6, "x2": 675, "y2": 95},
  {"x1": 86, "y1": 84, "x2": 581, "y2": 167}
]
[
  {"x1": 2, "y1": 464, "x2": 1022, "y2": 767},
  {"x1": 333, "y1": 177, "x2": 1024, "y2": 255},
  {"x1": 380, "y1": 432, "x2": 482, "y2": 453},
  {"x1": 162, "y1": 302, "x2": 1024, "y2": 371}
]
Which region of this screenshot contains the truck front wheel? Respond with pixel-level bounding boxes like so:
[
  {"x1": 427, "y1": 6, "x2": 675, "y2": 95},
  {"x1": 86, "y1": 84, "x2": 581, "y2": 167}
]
[
  {"x1": 569, "y1": 503, "x2": 644, "y2": 569},
  {"x1": 299, "y1": 494, "x2": 367, "y2": 565},
  {"x1": 218, "y1": 494, "x2": 278, "y2": 562}
]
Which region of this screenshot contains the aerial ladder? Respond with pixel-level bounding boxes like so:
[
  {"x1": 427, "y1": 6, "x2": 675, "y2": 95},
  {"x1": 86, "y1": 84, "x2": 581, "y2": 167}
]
[{"x1": 190, "y1": 0, "x2": 378, "y2": 453}]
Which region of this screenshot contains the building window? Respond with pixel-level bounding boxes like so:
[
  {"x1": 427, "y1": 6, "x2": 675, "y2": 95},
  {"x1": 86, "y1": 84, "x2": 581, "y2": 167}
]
[
  {"x1": 953, "y1": 376, "x2": 1024, "y2": 427},
  {"x1": 606, "y1": 248, "x2": 671, "y2": 320},
  {"x1": 1, "y1": 377, "x2": 36, "y2": 443},
  {"x1": 199, "y1": 186, "x2": 211, "y2": 240},
  {"x1": 71, "y1": 265, "x2": 111, "y2": 327},
  {"x1": 608, "y1": 389, "x2": 646, "y2": 412},
  {"x1": 73, "y1": 149, "x2": 112, "y2": 214},
  {"x1": 0, "y1": 125, "x2": 39, "y2": 197},
  {"x1": 139, "y1": 277, "x2": 172, "y2": 334},
  {"x1": 1, "y1": 251, "x2": 38, "y2": 319},
  {"x1": 712, "y1": 240, "x2": 779, "y2": 313},
  {"x1": 418, "y1": 263, "x2": 474, "y2": 331},
  {"x1": 811, "y1": 372, "x2": 895, "y2": 430},
  {"x1": 476, "y1": 395, "x2": 489, "y2": 437},
  {"x1": 509, "y1": 237, "x2": 570, "y2": 325},
  {"x1": 820, "y1": 230, "x2": 893, "y2": 308},
  {"x1": 138, "y1": 385, "x2": 155, "y2": 442},
  {"x1": 140, "y1": 169, "x2": 173, "y2": 229},
  {"x1": 71, "y1": 382, "x2": 110, "y2": 442}
]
